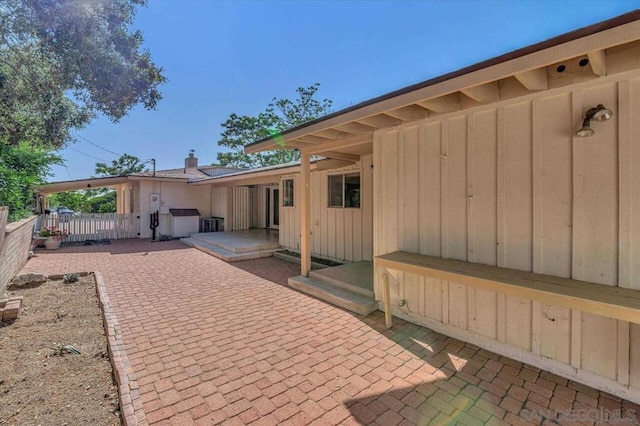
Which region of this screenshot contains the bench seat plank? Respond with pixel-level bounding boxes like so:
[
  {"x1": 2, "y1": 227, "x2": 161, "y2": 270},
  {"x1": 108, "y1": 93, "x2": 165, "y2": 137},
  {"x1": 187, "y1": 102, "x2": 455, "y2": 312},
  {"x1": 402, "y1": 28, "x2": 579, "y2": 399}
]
[{"x1": 375, "y1": 251, "x2": 640, "y2": 324}]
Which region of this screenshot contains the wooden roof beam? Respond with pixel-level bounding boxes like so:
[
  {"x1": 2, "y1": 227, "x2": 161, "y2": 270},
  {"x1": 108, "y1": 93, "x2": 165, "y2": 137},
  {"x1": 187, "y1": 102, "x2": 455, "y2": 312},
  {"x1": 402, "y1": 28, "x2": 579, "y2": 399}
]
[
  {"x1": 385, "y1": 104, "x2": 430, "y2": 121},
  {"x1": 460, "y1": 81, "x2": 501, "y2": 103},
  {"x1": 417, "y1": 93, "x2": 461, "y2": 113},
  {"x1": 587, "y1": 49, "x2": 607, "y2": 76},
  {"x1": 296, "y1": 135, "x2": 334, "y2": 144},
  {"x1": 313, "y1": 159, "x2": 354, "y2": 171},
  {"x1": 356, "y1": 113, "x2": 402, "y2": 128},
  {"x1": 333, "y1": 121, "x2": 375, "y2": 134},
  {"x1": 283, "y1": 140, "x2": 314, "y2": 149},
  {"x1": 321, "y1": 151, "x2": 360, "y2": 162},
  {"x1": 306, "y1": 133, "x2": 373, "y2": 155},
  {"x1": 514, "y1": 68, "x2": 548, "y2": 91},
  {"x1": 312, "y1": 128, "x2": 354, "y2": 139}
]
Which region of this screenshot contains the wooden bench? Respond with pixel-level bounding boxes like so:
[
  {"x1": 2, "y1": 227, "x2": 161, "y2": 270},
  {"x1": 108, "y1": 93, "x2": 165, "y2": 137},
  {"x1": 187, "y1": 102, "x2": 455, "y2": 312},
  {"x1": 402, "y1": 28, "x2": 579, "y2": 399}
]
[{"x1": 374, "y1": 251, "x2": 640, "y2": 328}]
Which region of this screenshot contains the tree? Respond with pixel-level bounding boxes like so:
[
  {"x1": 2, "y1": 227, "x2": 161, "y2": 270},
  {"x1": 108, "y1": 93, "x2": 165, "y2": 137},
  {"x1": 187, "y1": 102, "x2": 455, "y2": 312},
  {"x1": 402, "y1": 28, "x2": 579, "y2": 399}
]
[
  {"x1": 94, "y1": 153, "x2": 147, "y2": 177},
  {"x1": 88, "y1": 153, "x2": 146, "y2": 213},
  {"x1": 0, "y1": 142, "x2": 62, "y2": 221},
  {"x1": 216, "y1": 83, "x2": 332, "y2": 168},
  {"x1": 0, "y1": 0, "x2": 166, "y2": 150},
  {"x1": 47, "y1": 190, "x2": 92, "y2": 213}
]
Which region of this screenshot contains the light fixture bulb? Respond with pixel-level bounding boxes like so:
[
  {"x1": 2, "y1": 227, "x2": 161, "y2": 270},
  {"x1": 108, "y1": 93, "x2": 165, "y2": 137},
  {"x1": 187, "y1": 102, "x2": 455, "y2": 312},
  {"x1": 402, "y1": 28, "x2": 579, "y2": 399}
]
[
  {"x1": 576, "y1": 125, "x2": 595, "y2": 137},
  {"x1": 591, "y1": 104, "x2": 613, "y2": 122},
  {"x1": 576, "y1": 104, "x2": 613, "y2": 136}
]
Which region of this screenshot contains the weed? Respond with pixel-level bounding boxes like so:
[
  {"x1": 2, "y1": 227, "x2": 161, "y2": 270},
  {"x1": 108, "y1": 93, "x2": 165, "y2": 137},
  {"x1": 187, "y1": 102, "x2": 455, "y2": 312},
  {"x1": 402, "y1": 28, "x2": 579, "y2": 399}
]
[
  {"x1": 63, "y1": 273, "x2": 79, "y2": 283},
  {"x1": 50, "y1": 344, "x2": 81, "y2": 356}
]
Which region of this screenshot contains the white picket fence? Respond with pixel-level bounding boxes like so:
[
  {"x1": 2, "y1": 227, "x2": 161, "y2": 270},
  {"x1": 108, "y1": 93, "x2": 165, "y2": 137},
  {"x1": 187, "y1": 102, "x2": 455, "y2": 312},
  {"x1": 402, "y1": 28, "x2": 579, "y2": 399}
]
[{"x1": 41, "y1": 213, "x2": 139, "y2": 242}]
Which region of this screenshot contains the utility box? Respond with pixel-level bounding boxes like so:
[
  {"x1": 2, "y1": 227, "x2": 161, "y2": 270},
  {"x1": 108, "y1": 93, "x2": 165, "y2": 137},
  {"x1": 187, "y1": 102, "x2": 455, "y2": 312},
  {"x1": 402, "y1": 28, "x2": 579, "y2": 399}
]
[
  {"x1": 200, "y1": 217, "x2": 224, "y2": 233},
  {"x1": 169, "y1": 209, "x2": 200, "y2": 238}
]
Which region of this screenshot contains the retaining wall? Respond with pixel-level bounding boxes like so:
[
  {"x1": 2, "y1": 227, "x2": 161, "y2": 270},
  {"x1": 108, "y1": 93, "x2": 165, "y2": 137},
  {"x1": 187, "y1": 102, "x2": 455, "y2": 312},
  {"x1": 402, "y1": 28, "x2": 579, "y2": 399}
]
[{"x1": 0, "y1": 216, "x2": 37, "y2": 294}]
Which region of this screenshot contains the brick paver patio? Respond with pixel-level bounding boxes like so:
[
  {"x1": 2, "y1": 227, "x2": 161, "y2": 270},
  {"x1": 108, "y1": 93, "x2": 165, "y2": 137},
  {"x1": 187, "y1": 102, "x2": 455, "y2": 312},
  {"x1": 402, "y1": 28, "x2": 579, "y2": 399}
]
[{"x1": 21, "y1": 240, "x2": 638, "y2": 425}]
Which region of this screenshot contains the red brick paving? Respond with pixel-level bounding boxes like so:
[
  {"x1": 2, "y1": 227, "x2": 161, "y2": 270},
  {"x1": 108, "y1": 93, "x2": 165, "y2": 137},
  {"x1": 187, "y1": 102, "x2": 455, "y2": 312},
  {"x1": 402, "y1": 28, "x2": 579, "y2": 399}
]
[{"x1": 22, "y1": 240, "x2": 640, "y2": 425}]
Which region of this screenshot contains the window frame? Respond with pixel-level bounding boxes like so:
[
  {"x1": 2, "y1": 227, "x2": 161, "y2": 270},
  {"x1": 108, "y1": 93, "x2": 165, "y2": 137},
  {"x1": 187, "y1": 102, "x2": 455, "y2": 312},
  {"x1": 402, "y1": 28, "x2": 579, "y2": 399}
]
[
  {"x1": 327, "y1": 172, "x2": 361, "y2": 209},
  {"x1": 282, "y1": 178, "x2": 294, "y2": 207}
]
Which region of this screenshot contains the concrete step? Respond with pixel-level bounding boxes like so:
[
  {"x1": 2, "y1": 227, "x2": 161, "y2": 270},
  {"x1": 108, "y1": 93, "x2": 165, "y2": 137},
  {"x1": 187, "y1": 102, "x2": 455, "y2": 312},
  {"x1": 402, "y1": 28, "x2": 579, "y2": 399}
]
[
  {"x1": 181, "y1": 238, "x2": 281, "y2": 262},
  {"x1": 288, "y1": 275, "x2": 378, "y2": 316},
  {"x1": 273, "y1": 251, "x2": 330, "y2": 270},
  {"x1": 309, "y1": 262, "x2": 374, "y2": 298},
  {"x1": 189, "y1": 233, "x2": 280, "y2": 254}
]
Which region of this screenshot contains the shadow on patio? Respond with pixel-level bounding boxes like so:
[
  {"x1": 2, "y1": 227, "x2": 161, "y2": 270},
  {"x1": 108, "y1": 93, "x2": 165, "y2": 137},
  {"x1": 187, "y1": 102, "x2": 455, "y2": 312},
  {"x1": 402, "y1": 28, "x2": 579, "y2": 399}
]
[{"x1": 230, "y1": 257, "x2": 639, "y2": 425}]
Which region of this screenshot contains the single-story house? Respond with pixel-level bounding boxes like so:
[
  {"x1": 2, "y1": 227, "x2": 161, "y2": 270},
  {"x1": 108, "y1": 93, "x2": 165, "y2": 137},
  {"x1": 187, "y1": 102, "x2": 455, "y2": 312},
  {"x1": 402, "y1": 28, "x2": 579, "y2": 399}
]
[
  {"x1": 37, "y1": 152, "x2": 372, "y2": 262},
  {"x1": 37, "y1": 10, "x2": 640, "y2": 403}
]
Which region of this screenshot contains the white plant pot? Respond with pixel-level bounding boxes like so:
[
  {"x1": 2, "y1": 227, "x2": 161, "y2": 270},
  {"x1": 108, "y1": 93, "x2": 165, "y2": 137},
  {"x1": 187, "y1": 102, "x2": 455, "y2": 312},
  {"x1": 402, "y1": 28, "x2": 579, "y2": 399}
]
[{"x1": 44, "y1": 238, "x2": 61, "y2": 250}]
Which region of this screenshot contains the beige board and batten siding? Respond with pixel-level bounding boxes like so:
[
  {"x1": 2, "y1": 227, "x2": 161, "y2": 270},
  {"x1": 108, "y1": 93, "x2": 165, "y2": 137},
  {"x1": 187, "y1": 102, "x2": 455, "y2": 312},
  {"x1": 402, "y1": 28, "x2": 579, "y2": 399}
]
[
  {"x1": 280, "y1": 155, "x2": 373, "y2": 262},
  {"x1": 210, "y1": 183, "x2": 274, "y2": 231},
  {"x1": 231, "y1": 187, "x2": 251, "y2": 230},
  {"x1": 250, "y1": 184, "x2": 270, "y2": 229},
  {"x1": 373, "y1": 72, "x2": 640, "y2": 402}
]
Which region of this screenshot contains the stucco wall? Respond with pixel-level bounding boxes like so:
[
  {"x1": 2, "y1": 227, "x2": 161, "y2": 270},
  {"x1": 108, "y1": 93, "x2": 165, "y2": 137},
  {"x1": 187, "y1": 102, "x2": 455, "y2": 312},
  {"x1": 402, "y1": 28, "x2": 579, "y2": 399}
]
[
  {"x1": 211, "y1": 187, "x2": 227, "y2": 220},
  {"x1": 0, "y1": 216, "x2": 37, "y2": 294},
  {"x1": 373, "y1": 72, "x2": 640, "y2": 402},
  {"x1": 138, "y1": 181, "x2": 211, "y2": 238}
]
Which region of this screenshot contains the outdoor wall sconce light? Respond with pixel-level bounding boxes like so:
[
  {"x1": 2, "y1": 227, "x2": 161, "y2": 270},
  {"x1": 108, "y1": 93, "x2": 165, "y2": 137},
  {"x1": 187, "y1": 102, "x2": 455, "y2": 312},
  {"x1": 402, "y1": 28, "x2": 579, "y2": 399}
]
[{"x1": 576, "y1": 104, "x2": 613, "y2": 137}]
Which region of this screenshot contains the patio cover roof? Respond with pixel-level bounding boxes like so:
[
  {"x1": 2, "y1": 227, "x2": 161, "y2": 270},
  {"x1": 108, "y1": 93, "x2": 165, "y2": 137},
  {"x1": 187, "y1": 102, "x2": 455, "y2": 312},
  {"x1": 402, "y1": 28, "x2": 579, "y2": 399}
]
[
  {"x1": 188, "y1": 156, "x2": 350, "y2": 187},
  {"x1": 36, "y1": 176, "x2": 130, "y2": 194},
  {"x1": 38, "y1": 157, "x2": 351, "y2": 194},
  {"x1": 244, "y1": 10, "x2": 640, "y2": 157},
  {"x1": 36, "y1": 173, "x2": 199, "y2": 195}
]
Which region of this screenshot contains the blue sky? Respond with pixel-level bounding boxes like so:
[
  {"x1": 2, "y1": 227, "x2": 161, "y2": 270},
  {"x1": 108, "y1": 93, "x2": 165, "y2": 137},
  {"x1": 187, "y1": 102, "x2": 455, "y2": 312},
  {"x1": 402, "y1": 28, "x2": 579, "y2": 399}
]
[{"x1": 50, "y1": 0, "x2": 640, "y2": 181}]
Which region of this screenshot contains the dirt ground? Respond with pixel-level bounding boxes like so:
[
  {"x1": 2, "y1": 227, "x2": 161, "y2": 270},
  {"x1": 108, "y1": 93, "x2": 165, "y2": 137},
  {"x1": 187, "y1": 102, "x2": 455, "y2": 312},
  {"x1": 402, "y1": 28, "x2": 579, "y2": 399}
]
[{"x1": 0, "y1": 275, "x2": 120, "y2": 426}]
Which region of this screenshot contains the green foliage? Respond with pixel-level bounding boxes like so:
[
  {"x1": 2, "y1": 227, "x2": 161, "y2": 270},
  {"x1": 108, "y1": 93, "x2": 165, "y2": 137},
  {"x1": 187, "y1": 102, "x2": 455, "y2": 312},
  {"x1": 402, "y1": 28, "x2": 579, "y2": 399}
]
[
  {"x1": 95, "y1": 153, "x2": 147, "y2": 177},
  {"x1": 216, "y1": 83, "x2": 332, "y2": 168},
  {"x1": 92, "y1": 191, "x2": 117, "y2": 213},
  {"x1": 39, "y1": 226, "x2": 69, "y2": 239},
  {"x1": 63, "y1": 273, "x2": 79, "y2": 283},
  {"x1": 48, "y1": 189, "x2": 117, "y2": 214},
  {"x1": 0, "y1": 142, "x2": 61, "y2": 221},
  {"x1": 0, "y1": 46, "x2": 91, "y2": 149},
  {"x1": 50, "y1": 344, "x2": 81, "y2": 356},
  {"x1": 0, "y1": 1, "x2": 164, "y2": 221},
  {"x1": 48, "y1": 191, "x2": 91, "y2": 213},
  {"x1": 0, "y1": 0, "x2": 166, "y2": 149}
]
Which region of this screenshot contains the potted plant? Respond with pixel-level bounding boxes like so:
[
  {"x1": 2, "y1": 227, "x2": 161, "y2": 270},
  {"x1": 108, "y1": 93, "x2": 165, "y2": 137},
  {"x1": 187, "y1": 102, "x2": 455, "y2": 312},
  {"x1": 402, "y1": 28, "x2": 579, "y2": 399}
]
[{"x1": 39, "y1": 226, "x2": 69, "y2": 249}]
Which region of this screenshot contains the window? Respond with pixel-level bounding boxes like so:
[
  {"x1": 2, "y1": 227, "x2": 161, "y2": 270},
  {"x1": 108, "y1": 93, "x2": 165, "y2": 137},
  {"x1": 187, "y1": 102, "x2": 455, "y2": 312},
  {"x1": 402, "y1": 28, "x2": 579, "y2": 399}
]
[
  {"x1": 282, "y1": 179, "x2": 294, "y2": 207},
  {"x1": 328, "y1": 173, "x2": 360, "y2": 208}
]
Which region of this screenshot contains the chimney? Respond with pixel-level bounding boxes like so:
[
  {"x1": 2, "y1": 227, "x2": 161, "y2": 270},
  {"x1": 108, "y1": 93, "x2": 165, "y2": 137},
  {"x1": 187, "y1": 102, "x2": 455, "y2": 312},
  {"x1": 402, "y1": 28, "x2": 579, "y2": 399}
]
[{"x1": 185, "y1": 150, "x2": 198, "y2": 168}]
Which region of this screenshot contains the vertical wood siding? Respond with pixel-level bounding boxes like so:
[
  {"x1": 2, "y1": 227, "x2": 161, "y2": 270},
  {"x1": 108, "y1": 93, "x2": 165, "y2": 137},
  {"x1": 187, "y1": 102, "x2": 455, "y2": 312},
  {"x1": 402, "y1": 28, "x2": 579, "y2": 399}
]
[
  {"x1": 232, "y1": 187, "x2": 251, "y2": 230},
  {"x1": 374, "y1": 74, "x2": 640, "y2": 400},
  {"x1": 280, "y1": 155, "x2": 373, "y2": 261}
]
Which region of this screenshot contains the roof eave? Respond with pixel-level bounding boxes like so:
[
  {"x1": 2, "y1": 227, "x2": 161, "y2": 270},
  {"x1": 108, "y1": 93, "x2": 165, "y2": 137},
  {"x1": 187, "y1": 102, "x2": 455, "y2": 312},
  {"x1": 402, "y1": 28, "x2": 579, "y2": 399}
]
[
  {"x1": 245, "y1": 9, "x2": 640, "y2": 154},
  {"x1": 36, "y1": 176, "x2": 131, "y2": 194}
]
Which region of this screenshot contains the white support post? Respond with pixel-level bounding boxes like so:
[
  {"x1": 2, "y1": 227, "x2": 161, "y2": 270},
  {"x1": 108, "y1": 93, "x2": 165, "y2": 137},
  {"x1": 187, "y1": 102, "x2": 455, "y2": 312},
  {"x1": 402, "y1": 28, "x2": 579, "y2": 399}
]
[{"x1": 300, "y1": 150, "x2": 311, "y2": 277}]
